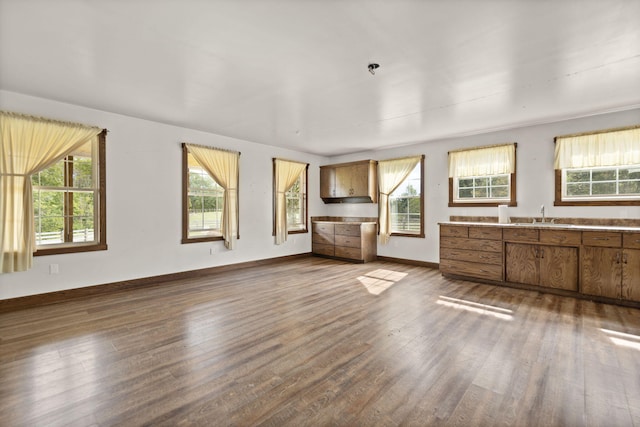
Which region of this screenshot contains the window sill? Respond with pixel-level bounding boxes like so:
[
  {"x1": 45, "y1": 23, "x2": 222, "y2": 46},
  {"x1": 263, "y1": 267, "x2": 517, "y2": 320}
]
[
  {"x1": 34, "y1": 243, "x2": 107, "y2": 256},
  {"x1": 182, "y1": 235, "x2": 224, "y2": 244},
  {"x1": 390, "y1": 232, "x2": 425, "y2": 238},
  {"x1": 449, "y1": 201, "x2": 517, "y2": 207}
]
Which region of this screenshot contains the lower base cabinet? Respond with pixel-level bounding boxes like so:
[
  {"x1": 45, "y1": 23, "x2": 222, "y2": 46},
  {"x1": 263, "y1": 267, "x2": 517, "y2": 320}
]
[
  {"x1": 312, "y1": 220, "x2": 377, "y2": 263},
  {"x1": 505, "y1": 243, "x2": 578, "y2": 291},
  {"x1": 582, "y1": 246, "x2": 640, "y2": 301}
]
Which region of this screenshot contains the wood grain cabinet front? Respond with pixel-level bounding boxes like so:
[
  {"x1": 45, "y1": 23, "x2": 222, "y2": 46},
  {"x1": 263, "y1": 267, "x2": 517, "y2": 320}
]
[
  {"x1": 439, "y1": 225, "x2": 503, "y2": 281},
  {"x1": 581, "y1": 231, "x2": 640, "y2": 302},
  {"x1": 319, "y1": 160, "x2": 377, "y2": 203},
  {"x1": 505, "y1": 242, "x2": 578, "y2": 291},
  {"x1": 312, "y1": 221, "x2": 377, "y2": 262}
]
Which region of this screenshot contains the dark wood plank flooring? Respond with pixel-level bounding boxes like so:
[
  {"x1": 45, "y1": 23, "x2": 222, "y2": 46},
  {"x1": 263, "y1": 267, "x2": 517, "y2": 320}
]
[{"x1": 1, "y1": 257, "x2": 640, "y2": 426}]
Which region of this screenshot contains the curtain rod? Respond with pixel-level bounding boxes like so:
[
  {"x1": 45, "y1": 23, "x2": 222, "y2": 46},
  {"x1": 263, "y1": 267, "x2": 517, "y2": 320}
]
[
  {"x1": 448, "y1": 142, "x2": 516, "y2": 155},
  {"x1": 182, "y1": 142, "x2": 241, "y2": 155},
  {"x1": 555, "y1": 124, "x2": 640, "y2": 140},
  {"x1": 378, "y1": 154, "x2": 424, "y2": 163},
  {"x1": 0, "y1": 110, "x2": 104, "y2": 132},
  {"x1": 273, "y1": 157, "x2": 308, "y2": 165}
]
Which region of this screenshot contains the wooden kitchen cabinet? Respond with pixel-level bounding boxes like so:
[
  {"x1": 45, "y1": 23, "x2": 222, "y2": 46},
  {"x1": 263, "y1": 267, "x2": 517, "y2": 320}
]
[
  {"x1": 312, "y1": 220, "x2": 377, "y2": 262},
  {"x1": 505, "y1": 243, "x2": 577, "y2": 291},
  {"x1": 581, "y1": 231, "x2": 640, "y2": 302},
  {"x1": 320, "y1": 160, "x2": 377, "y2": 203},
  {"x1": 440, "y1": 225, "x2": 503, "y2": 281}
]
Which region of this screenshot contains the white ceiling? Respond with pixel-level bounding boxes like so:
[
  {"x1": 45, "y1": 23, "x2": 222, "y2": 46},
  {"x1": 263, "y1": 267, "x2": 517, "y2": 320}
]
[{"x1": 1, "y1": 0, "x2": 639, "y2": 156}]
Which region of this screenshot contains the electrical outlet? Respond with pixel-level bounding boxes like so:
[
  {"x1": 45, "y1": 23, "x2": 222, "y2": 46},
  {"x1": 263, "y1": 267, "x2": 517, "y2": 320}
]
[{"x1": 49, "y1": 264, "x2": 59, "y2": 274}]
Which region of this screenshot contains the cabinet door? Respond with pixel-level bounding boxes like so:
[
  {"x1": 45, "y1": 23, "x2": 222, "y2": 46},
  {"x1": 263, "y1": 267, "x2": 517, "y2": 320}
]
[
  {"x1": 320, "y1": 167, "x2": 335, "y2": 198},
  {"x1": 505, "y1": 243, "x2": 539, "y2": 286},
  {"x1": 581, "y1": 246, "x2": 621, "y2": 298},
  {"x1": 622, "y1": 249, "x2": 640, "y2": 302},
  {"x1": 334, "y1": 163, "x2": 369, "y2": 197},
  {"x1": 539, "y1": 246, "x2": 578, "y2": 291}
]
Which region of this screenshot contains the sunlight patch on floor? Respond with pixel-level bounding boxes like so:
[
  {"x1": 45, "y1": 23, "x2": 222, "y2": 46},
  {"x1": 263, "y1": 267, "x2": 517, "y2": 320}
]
[
  {"x1": 437, "y1": 295, "x2": 513, "y2": 321},
  {"x1": 357, "y1": 269, "x2": 408, "y2": 295},
  {"x1": 600, "y1": 328, "x2": 640, "y2": 351}
]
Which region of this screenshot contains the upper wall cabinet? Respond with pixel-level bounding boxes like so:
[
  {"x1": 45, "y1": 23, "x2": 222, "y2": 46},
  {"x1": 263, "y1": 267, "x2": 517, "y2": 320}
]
[{"x1": 320, "y1": 160, "x2": 378, "y2": 203}]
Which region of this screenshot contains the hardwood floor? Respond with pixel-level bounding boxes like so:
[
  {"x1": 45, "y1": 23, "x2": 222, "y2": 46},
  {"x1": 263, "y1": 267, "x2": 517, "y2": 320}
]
[{"x1": 1, "y1": 256, "x2": 639, "y2": 426}]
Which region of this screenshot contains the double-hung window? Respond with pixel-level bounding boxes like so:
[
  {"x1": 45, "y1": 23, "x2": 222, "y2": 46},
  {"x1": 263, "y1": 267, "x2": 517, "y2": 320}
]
[
  {"x1": 448, "y1": 143, "x2": 517, "y2": 207},
  {"x1": 33, "y1": 132, "x2": 107, "y2": 254},
  {"x1": 273, "y1": 158, "x2": 308, "y2": 244},
  {"x1": 181, "y1": 143, "x2": 240, "y2": 248},
  {"x1": 554, "y1": 126, "x2": 640, "y2": 205},
  {"x1": 378, "y1": 155, "x2": 424, "y2": 244}
]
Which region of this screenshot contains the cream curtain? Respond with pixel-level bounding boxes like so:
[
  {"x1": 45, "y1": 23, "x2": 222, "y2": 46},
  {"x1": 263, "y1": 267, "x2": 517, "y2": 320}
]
[
  {"x1": 274, "y1": 159, "x2": 307, "y2": 245},
  {"x1": 554, "y1": 128, "x2": 640, "y2": 169},
  {"x1": 186, "y1": 144, "x2": 239, "y2": 249},
  {"x1": 378, "y1": 156, "x2": 422, "y2": 245},
  {"x1": 0, "y1": 111, "x2": 102, "y2": 273},
  {"x1": 448, "y1": 143, "x2": 515, "y2": 178}
]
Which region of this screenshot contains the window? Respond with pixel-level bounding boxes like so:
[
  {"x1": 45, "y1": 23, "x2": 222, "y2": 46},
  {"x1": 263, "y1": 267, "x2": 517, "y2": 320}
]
[
  {"x1": 389, "y1": 158, "x2": 424, "y2": 236},
  {"x1": 448, "y1": 143, "x2": 517, "y2": 207},
  {"x1": 378, "y1": 155, "x2": 424, "y2": 243},
  {"x1": 182, "y1": 143, "x2": 240, "y2": 247},
  {"x1": 33, "y1": 131, "x2": 107, "y2": 255},
  {"x1": 284, "y1": 170, "x2": 307, "y2": 232},
  {"x1": 555, "y1": 126, "x2": 640, "y2": 206},
  {"x1": 273, "y1": 158, "x2": 308, "y2": 244}
]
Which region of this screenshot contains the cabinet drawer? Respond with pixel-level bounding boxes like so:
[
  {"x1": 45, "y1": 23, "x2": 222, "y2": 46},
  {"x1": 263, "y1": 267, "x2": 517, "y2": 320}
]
[
  {"x1": 312, "y1": 243, "x2": 334, "y2": 256},
  {"x1": 440, "y1": 236, "x2": 502, "y2": 253},
  {"x1": 469, "y1": 227, "x2": 502, "y2": 240},
  {"x1": 503, "y1": 228, "x2": 539, "y2": 242},
  {"x1": 335, "y1": 224, "x2": 361, "y2": 237},
  {"x1": 312, "y1": 232, "x2": 333, "y2": 245},
  {"x1": 440, "y1": 247, "x2": 502, "y2": 265},
  {"x1": 335, "y1": 246, "x2": 363, "y2": 260},
  {"x1": 623, "y1": 233, "x2": 640, "y2": 249},
  {"x1": 440, "y1": 225, "x2": 468, "y2": 238},
  {"x1": 440, "y1": 259, "x2": 503, "y2": 281},
  {"x1": 582, "y1": 231, "x2": 621, "y2": 247},
  {"x1": 335, "y1": 234, "x2": 361, "y2": 248},
  {"x1": 312, "y1": 222, "x2": 334, "y2": 234},
  {"x1": 539, "y1": 230, "x2": 581, "y2": 246}
]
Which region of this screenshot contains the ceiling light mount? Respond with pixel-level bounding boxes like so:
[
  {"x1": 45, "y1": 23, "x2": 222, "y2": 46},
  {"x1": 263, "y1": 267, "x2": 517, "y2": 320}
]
[{"x1": 368, "y1": 63, "x2": 380, "y2": 75}]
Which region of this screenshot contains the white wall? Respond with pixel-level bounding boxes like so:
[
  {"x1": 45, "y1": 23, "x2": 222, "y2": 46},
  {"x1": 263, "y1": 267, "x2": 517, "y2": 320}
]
[
  {"x1": 0, "y1": 90, "x2": 329, "y2": 299},
  {"x1": 2, "y1": 90, "x2": 639, "y2": 300},
  {"x1": 326, "y1": 108, "x2": 640, "y2": 264}
]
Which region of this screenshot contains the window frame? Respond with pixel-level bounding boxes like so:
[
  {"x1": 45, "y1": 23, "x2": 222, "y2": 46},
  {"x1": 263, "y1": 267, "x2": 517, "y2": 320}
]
[
  {"x1": 448, "y1": 144, "x2": 517, "y2": 207},
  {"x1": 554, "y1": 126, "x2": 640, "y2": 206},
  {"x1": 34, "y1": 130, "x2": 107, "y2": 256},
  {"x1": 181, "y1": 144, "x2": 227, "y2": 244},
  {"x1": 272, "y1": 160, "x2": 309, "y2": 236},
  {"x1": 389, "y1": 155, "x2": 425, "y2": 238}
]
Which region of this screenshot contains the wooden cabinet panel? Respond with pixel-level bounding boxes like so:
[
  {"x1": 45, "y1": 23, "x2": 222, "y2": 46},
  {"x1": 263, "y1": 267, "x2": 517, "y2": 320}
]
[
  {"x1": 623, "y1": 233, "x2": 640, "y2": 249},
  {"x1": 581, "y1": 246, "x2": 622, "y2": 299},
  {"x1": 622, "y1": 249, "x2": 640, "y2": 302},
  {"x1": 540, "y1": 246, "x2": 578, "y2": 291},
  {"x1": 505, "y1": 243, "x2": 539, "y2": 286},
  {"x1": 539, "y1": 230, "x2": 581, "y2": 246},
  {"x1": 312, "y1": 232, "x2": 333, "y2": 245},
  {"x1": 503, "y1": 228, "x2": 539, "y2": 242},
  {"x1": 335, "y1": 234, "x2": 361, "y2": 248},
  {"x1": 335, "y1": 246, "x2": 363, "y2": 260},
  {"x1": 440, "y1": 225, "x2": 468, "y2": 238},
  {"x1": 469, "y1": 227, "x2": 502, "y2": 240},
  {"x1": 440, "y1": 247, "x2": 502, "y2": 265},
  {"x1": 440, "y1": 259, "x2": 503, "y2": 281},
  {"x1": 319, "y1": 167, "x2": 335, "y2": 198},
  {"x1": 440, "y1": 237, "x2": 502, "y2": 253},
  {"x1": 335, "y1": 224, "x2": 361, "y2": 236},
  {"x1": 312, "y1": 243, "x2": 334, "y2": 256},
  {"x1": 582, "y1": 231, "x2": 621, "y2": 247}
]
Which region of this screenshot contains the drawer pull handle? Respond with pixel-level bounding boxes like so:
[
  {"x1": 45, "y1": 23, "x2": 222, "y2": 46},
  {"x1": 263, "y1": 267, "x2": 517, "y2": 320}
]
[
  {"x1": 592, "y1": 237, "x2": 609, "y2": 241},
  {"x1": 635, "y1": 240, "x2": 640, "y2": 243},
  {"x1": 616, "y1": 252, "x2": 621, "y2": 264},
  {"x1": 623, "y1": 253, "x2": 628, "y2": 264}
]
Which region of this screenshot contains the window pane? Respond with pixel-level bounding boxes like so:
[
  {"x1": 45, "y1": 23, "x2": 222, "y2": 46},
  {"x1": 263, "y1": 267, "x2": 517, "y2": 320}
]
[
  {"x1": 34, "y1": 190, "x2": 64, "y2": 245},
  {"x1": 491, "y1": 175, "x2": 509, "y2": 186},
  {"x1": 459, "y1": 188, "x2": 473, "y2": 198},
  {"x1": 592, "y1": 182, "x2": 616, "y2": 195},
  {"x1": 491, "y1": 186, "x2": 508, "y2": 198},
  {"x1": 32, "y1": 162, "x2": 64, "y2": 187},
  {"x1": 390, "y1": 162, "x2": 421, "y2": 233},
  {"x1": 474, "y1": 177, "x2": 489, "y2": 187},
  {"x1": 474, "y1": 187, "x2": 488, "y2": 198},
  {"x1": 72, "y1": 156, "x2": 93, "y2": 188},
  {"x1": 619, "y1": 181, "x2": 640, "y2": 195},
  {"x1": 592, "y1": 169, "x2": 616, "y2": 182},
  {"x1": 454, "y1": 174, "x2": 510, "y2": 202},
  {"x1": 72, "y1": 192, "x2": 95, "y2": 242},
  {"x1": 566, "y1": 182, "x2": 590, "y2": 196},
  {"x1": 566, "y1": 170, "x2": 589, "y2": 183},
  {"x1": 458, "y1": 178, "x2": 473, "y2": 188}
]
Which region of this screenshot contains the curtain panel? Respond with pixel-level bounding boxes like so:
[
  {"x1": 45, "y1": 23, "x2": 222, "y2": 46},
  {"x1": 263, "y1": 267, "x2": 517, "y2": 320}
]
[
  {"x1": 377, "y1": 155, "x2": 422, "y2": 245},
  {"x1": 554, "y1": 127, "x2": 640, "y2": 169},
  {"x1": 185, "y1": 144, "x2": 240, "y2": 250},
  {"x1": 273, "y1": 159, "x2": 307, "y2": 245},
  {"x1": 0, "y1": 111, "x2": 102, "y2": 273},
  {"x1": 448, "y1": 143, "x2": 515, "y2": 178}
]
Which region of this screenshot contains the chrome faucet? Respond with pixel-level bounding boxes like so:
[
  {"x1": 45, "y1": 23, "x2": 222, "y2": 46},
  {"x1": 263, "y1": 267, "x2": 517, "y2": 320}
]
[{"x1": 540, "y1": 205, "x2": 545, "y2": 223}]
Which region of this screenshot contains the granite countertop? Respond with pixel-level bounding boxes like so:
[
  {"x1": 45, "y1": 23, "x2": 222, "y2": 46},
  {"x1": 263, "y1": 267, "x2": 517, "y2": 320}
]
[{"x1": 439, "y1": 221, "x2": 640, "y2": 232}]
